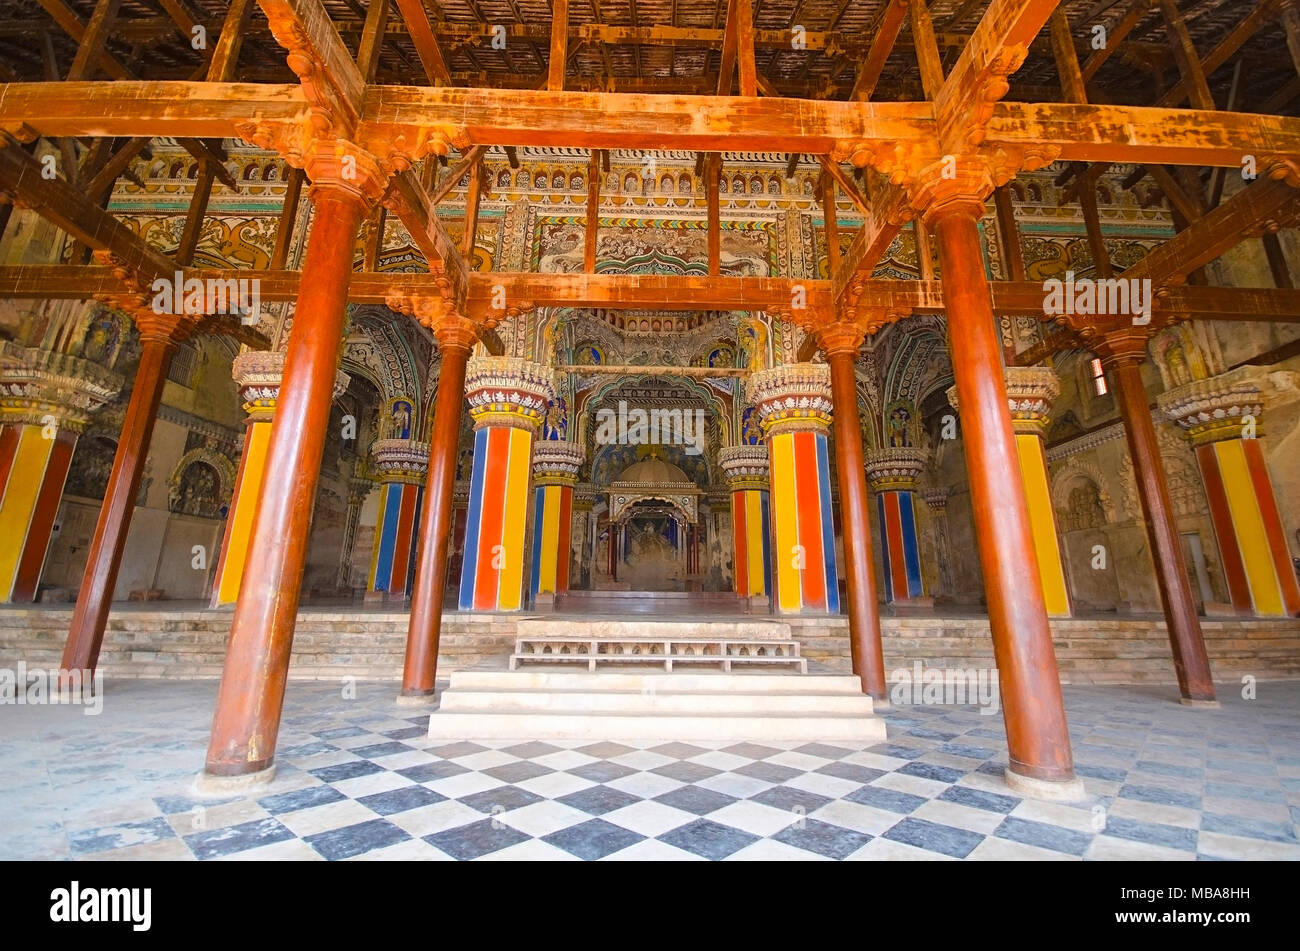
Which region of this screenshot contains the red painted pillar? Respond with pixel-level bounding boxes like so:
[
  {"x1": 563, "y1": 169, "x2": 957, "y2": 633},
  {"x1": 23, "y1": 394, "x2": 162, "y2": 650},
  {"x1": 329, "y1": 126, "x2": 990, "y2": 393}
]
[
  {"x1": 62, "y1": 329, "x2": 178, "y2": 673},
  {"x1": 1102, "y1": 343, "x2": 1216, "y2": 702},
  {"x1": 204, "y1": 184, "x2": 372, "y2": 779},
  {"x1": 401, "y1": 313, "x2": 475, "y2": 699},
  {"x1": 822, "y1": 331, "x2": 887, "y2": 700},
  {"x1": 930, "y1": 197, "x2": 1077, "y2": 790}
]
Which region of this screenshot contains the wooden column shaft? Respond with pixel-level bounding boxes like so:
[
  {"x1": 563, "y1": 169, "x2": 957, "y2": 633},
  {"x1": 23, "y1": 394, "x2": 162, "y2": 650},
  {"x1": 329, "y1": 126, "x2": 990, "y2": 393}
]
[
  {"x1": 931, "y1": 205, "x2": 1075, "y2": 783},
  {"x1": 204, "y1": 186, "x2": 369, "y2": 777},
  {"x1": 827, "y1": 348, "x2": 887, "y2": 699},
  {"x1": 1108, "y1": 357, "x2": 1217, "y2": 702},
  {"x1": 402, "y1": 341, "x2": 472, "y2": 697},
  {"x1": 61, "y1": 334, "x2": 176, "y2": 673}
]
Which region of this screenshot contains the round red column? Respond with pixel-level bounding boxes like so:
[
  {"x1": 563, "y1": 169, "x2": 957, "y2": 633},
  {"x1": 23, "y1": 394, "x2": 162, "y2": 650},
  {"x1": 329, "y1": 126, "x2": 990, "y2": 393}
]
[
  {"x1": 1104, "y1": 349, "x2": 1216, "y2": 703},
  {"x1": 823, "y1": 334, "x2": 887, "y2": 700},
  {"x1": 203, "y1": 185, "x2": 371, "y2": 780},
  {"x1": 401, "y1": 315, "x2": 475, "y2": 699},
  {"x1": 931, "y1": 199, "x2": 1078, "y2": 791},
  {"x1": 62, "y1": 330, "x2": 177, "y2": 674}
]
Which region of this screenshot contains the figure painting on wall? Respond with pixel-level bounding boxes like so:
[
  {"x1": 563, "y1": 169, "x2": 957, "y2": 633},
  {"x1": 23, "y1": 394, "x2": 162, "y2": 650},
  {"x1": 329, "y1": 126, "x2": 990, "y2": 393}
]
[
  {"x1": 576, "y1": 344, "x2": 604, "y2": 366},
  {"x1": 543, "y1": 397, "x2": 568, "y2": 441},
  {"x1": 740, "y1": 406, "x2": 763, "y2": 446},
  {"x1": 81, "y1": 313, "x2": 122, "y2": 367},
  {"x1": 887, "y1": 403, "x2": 912, "y2": 448},
  {"x1": 389, "y1": 399, "x2": 413, "y2": 440}
]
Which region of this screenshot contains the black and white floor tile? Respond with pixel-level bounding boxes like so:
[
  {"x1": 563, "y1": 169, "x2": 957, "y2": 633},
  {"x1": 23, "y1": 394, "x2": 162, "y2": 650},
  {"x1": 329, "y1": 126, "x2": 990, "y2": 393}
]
[{"x1": 3, "y1": 680, "x2": 1298, "y2": 861}]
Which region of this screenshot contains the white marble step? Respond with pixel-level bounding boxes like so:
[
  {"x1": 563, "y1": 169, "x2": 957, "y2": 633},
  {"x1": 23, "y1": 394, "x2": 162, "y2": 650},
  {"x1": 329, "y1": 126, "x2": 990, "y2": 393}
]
[
  {"x1": 426, "y1": 669, "x2": 886, "y2": 742},
  {"x1": 425, "y1": 710, "x2": 887, "y2": 743},
  {"x1": 438, "y1": 687, "x2": 875, "y2": 716},
  {"x1": 447, "y1": 669, "x2": 863, "y2": 693}
]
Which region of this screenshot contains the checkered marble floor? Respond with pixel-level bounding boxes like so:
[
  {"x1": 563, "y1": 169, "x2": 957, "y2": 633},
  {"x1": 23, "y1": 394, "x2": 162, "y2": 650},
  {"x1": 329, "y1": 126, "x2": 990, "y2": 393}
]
[{"x1": 3, "y1": 679, "x2": 1299, "y2": 861}]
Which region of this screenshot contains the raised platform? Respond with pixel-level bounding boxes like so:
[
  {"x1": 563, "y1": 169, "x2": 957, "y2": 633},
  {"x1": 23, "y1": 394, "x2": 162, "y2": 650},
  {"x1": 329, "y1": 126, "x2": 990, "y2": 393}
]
[
  {"x1": 2, "y1": 604, "x2": 1298, "y2": 685},
  {"x1": 426, "y1": 667, "x2": 884, "y2": 742}
]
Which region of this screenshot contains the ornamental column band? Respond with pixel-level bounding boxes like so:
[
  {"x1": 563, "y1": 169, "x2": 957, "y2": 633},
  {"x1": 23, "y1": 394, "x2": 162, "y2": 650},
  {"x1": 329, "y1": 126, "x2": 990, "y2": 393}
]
[
  {"x1": 366, "y1": 438, "x2": 430, "y2": 601},
  {"x1": 918, "y1": 159, "x2": 1078, "y2": 792},
  {"x1": 719, "y1": 445, "x2": 771, "y2": 607},
  {"x1": 1159, "y1": 367, "x2": 1300, "y2": 618},
  {"x1": 0, "y1": 342, "x2": 119, "y2": 603},
  {"x1": 746, "y1": 363, "x2": 839, "y2": 615},
  {"x1": 458, "y1": 356, "x2": 555, "y2": 611},
  {"x1": 210, "y1": 350, "x2": 348, "y2": 607},
  {"x1": 205, "y1": 149, "x2": 389, "y2": 781},
  {"x1": 531, "y1": 441, "x2": 584, "y2": 604},
  {"x1": 948, "y1": 366, "x2": 1072, "y2": 617},
  {"x1": 864, "y1": 448, "x2": 928, "y2": 606}
]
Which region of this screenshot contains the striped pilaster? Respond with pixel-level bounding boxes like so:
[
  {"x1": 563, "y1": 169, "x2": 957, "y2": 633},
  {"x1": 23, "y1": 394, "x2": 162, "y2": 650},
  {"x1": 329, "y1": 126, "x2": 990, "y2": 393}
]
[
  {"x1": 1161, "y1": 370, "x2": 1300, "y2": 617},
  {"x1": 211, "y1": 351, "x2": 349, "y2": 606},
  {"x1": 865, "y1": 449, "x2": 927, "y2": 603},
  {"x1": 0, "y1": 342, "x2": 118, "y2": 603},
  {"x1": 719, "y1": 445, "x2": 771, "y2": 600},
  {"x1": 458, "y1": 358, "x2": 555, "y2": 612},
  {"x1": 530, "y1": 442, "x2": 584, "y2": 599},
  {"x1": 747, "y1": 365, "x2": 839, "y2": 614},
  {"x1": 365, "y1": 439, "x2": 430, "y2": 599},
  {"x1": 948, "y1": 367, "x2": 1072, "y2": 616}
]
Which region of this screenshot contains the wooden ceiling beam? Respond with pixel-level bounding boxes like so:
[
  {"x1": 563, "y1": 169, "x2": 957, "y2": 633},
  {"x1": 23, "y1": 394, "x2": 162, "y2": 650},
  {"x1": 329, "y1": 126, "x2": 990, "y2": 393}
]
[
  {"x1": 0, "y1": 133, "x2": 176, "y2": 280},
  {"x1": 384, "y1": 168, "x2": 471, "y2": 303},
  {"x1": 548, "y1": 0, "x2": 568, "y2": 92},
  {"x1": 849, "y1": 0, "x2": 907, "y2": 102}
]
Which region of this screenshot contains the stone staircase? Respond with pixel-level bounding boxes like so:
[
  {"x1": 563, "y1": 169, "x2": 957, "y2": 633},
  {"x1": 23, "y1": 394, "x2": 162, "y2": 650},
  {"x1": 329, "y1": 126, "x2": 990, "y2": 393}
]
[{"x1": 427, "y1": 667, "x2": 884, "y2": 743}]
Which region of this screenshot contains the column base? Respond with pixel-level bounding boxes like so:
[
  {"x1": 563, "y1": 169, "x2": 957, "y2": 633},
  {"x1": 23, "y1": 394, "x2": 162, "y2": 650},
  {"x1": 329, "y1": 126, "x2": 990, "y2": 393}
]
[
  {"x1": 192, "y1": 765, "x2": 277, "y2": 797},
  {"x1": 396, "y1": 690, "x2": 439, "y2": 707},
  {"x1": 1178, "y1": 697, "x2": 1221, "y2": 709},
  {"x1": 1003, "y1": 768, "x2": 1088, "y2": 803},
  {"x1": 534, "y1": 593, "x2": 556, "y2": 611}
]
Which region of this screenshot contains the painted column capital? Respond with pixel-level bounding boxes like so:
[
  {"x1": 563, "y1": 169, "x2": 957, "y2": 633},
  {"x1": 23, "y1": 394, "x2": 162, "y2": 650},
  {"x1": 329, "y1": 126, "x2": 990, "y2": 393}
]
[
  {"x1": 1004, "y1": 366, "x2": 1062, "y2": 436},
  {"x1": 533, "y1": 440, "x2": 584, "y2": 486},
  {"x1": 369, "y1": 438, "x2": 431, "y2": 484},
  {"x1": 1157, "y1": 366, "x2": 1269, "y2": 446},
  {"x1": 0, "y1": 341, "x2": 121, "y2": 432},
  {"x1": 464, "y1": 356, "x2": 555, "y2": 432},
  {"x1": 920, "y1": 487, "x2": 949, "y2": 514},
  {"x1": 573, "y1": 483, "x2": 598, "y2": 511},
  {"x1": 864, "y1": 447, "x2": 927, "y2": 491},
  {"x1": 719, "y1": 445, "x2": 771, "y2": 490},
  {"x1": 948, "y1": 365, "x2": 1061, "y2": 436},
  {"x1": 745, "y1": 362, "x2": 833, "y2": 436},
  {"x1": 232, "y1": 349, "x2": 348, "y2": 421}
]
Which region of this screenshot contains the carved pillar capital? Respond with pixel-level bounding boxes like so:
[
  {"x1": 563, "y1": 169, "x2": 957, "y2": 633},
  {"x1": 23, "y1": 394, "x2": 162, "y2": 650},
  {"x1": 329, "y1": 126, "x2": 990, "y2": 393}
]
[
  {"x1": 1004, "y1": 366, "x2": 1062, "y2": 436},
  {"x1": 369, "y1": 438, "x2": 431, "y2": 484},
  {"x1": 464, "y1": 356, "x2": 556, "y2": 432},
  {"x1": 533, "y1": 441, "x2": 584, "y2": 486},
  {"x1": 814, "y1": 321, "x2": 866, "y2": 358},
  {"x1": 745, "y1": 362, "x2": 833, "y2": 437},
  {"x1": 718, "y1": 445, "x2": 771, "y2": 491},
  {"x1": 0, "y1": 341, "x2": 121, "y2": 432},
  {"x1": 864, "y1": 447, "x2": 927, "y2": 491},
  {"x1": 1157, "y1": 366, "x2": 1272, "y2": 447}
]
